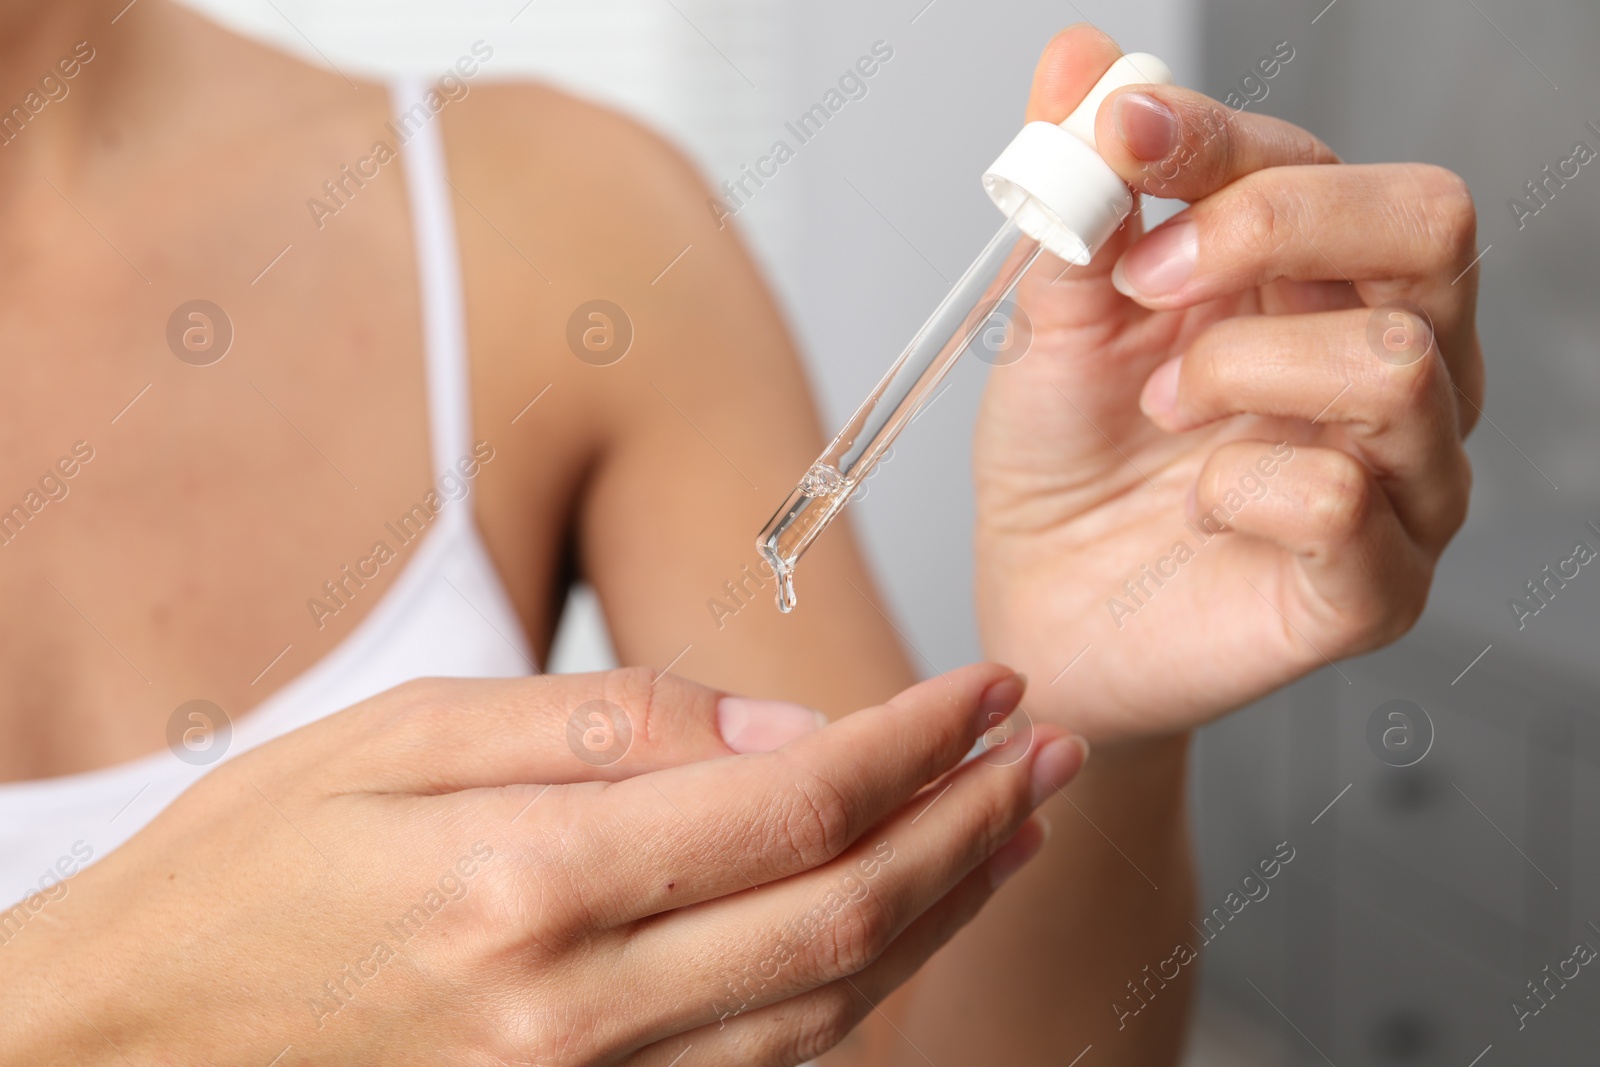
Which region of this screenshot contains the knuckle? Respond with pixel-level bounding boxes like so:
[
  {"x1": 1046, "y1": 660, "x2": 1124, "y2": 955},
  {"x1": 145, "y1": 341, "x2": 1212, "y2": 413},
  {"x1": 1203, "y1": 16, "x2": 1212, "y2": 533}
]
[
  {"x1": 605, "y1": 664, "x2": 659, "y2": 692},
  {"x1": 459, "y1": 843, "x2": 574, "y2": 958},
  {"x1": 775, "y1": 772, "x2": 854, "y2": 869},
  {"x1": 588, "y1": 665, "x2": 663, "y2": 749},
  {"x1": 789, "y1": 985, "x2": 865, "y2": 1063},
  {"x1": 462, "y1": 846, "x2": 528, "y2": 923},
  {"x1": 1285, "y1": 126, "x2": 1337, "y2": 168},
  {"x1": 960, "y1": 780, "x2": 1023, "y2": 867},
  {"x1": 1398, "y1": 349, "x2": 1444, "y2": 412},
  {"x1": 1225, "y1": 182, "x2": 1291, "y2": 260},
  {"x1": 1417, "y1": 165, "x2": 1477, "y2": 263},
  {"x1": 603, "y1": 664, "x2": 659, "y2": 713},
  {"x1": 1302, "y1": 452, "x2": 1374, "y2": 541},
  {"x1": 1195, "y1": 454, "x2": 1244, "y2": 526},
  {"x1": 1376, "y1": 324, "x2": 1441, "y2": 409},
  {"x1": 492, "y1": 808, "x2": 615, "y2": 945},
  {"x1": 815, "y1": 885, "x2": 896, "y2": 979}
]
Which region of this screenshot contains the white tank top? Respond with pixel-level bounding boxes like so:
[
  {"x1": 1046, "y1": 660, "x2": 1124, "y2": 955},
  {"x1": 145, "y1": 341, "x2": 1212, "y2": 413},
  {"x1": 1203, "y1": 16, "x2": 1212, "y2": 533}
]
[{"x1": 0, "y1": 81, "x2": 535, "y2": 909}]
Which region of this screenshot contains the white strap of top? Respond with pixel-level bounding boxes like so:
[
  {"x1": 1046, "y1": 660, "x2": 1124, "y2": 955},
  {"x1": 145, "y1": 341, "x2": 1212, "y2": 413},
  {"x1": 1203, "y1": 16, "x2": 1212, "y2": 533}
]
[{"x1": 392, "y1": 78, "x2": 473, "y2": 484}]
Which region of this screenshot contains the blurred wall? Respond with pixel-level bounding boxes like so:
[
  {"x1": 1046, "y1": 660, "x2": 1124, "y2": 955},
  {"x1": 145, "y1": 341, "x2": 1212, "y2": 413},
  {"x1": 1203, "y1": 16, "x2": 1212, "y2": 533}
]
[{"x1": 1190, "y1": 1, "x2": 1600, "y2": 1063}]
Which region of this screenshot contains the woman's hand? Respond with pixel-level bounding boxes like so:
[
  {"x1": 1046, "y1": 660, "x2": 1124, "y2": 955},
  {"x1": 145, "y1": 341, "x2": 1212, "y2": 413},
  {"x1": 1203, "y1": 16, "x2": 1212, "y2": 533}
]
[
  {"x1": 976, "y1": 26, "x2": 1482, "y2": 742},
  {"x1": 0, "y1": 665, "x2": 1083, "y2": 1066}
]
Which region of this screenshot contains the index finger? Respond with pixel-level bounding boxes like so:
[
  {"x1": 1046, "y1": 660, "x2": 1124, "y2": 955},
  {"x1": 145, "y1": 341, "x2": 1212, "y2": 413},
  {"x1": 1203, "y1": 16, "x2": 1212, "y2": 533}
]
[{"x1": 527, "y1": 663, "x2": 1024, "y2": 927}]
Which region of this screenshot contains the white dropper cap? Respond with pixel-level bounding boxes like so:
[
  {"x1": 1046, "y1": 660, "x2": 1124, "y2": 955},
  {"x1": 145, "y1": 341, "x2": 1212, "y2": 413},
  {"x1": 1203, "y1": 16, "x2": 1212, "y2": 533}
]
[{"x1": 982, "y1": 52, "x2": 1175, "y2": 265}]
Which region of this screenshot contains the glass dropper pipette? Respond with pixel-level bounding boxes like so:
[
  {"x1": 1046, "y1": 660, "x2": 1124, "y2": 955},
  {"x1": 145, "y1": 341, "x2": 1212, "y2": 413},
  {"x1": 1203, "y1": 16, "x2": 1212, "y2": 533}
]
[
  {"x1": 755, "y1": 218, "x2": 1040, "y2": 612},
  {"x1": 756, "y1": 52, "x2": 1174, "y2": 613}
]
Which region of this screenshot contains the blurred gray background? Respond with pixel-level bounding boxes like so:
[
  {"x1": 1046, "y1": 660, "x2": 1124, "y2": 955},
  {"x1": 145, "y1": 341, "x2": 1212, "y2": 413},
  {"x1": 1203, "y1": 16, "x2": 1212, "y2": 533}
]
[
  {"x1": 1188, "y1": 2, "x2": 1600, "y2": 1064},
  {"x1": 189, "y1": 0, "x2": 1600, "y2": 1061}
]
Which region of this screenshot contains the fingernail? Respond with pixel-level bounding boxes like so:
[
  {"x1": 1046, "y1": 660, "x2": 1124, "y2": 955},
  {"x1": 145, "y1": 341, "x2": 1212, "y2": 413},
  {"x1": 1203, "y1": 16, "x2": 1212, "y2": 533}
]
[
  {"x1": 975, "y1": 673, "x2": 1026, "y2": 735},
  {"x1": 1115, "y1": 92, "x2": 1178, "y2": 162},
  {"x1": 1140, "y1": 356, "x2": 1182, "y2": 419},
  {"x1": 988, "y1": 816, "x2": 1049, "y2": 889},
  {"x1": 1111, "y1": 220, "x2": 1198, "y2": 299},
  {"x1": 1030, "y1": 735, "x2": 1090, "y2": 807},
  {"x1": 717, "y1": 697, "x2": 828, "y2": 754}
]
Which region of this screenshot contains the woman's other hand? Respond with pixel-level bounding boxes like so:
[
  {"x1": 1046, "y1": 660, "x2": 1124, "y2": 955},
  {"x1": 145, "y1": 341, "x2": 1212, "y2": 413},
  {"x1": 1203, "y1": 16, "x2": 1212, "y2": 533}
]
[
  {"x1": 0, "y1": 665, "x2": 1082, "y2": 1066},
  {"x1": 976, "y1": 26, "x2": 1481, "y2": 742}
]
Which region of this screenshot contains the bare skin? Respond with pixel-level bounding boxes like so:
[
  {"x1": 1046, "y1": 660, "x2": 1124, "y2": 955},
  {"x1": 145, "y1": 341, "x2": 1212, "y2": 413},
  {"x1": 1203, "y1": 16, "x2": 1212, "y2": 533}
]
[
  {"x1": 0, "y1": 667, "x2": 1088, "y2": 1065},
  {"x1": 0, "y1": 0, "x2": 905, "y2": 782},
  {"x1": 0, "y1": 5, "x2": 1480, "y2": 1066}
]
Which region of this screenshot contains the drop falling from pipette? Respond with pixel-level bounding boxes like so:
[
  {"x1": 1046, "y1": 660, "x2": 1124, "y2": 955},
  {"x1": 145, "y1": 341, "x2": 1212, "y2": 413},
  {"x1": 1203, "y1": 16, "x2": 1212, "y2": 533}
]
[{"x1": 773, "y1": 559, "x2": 797, "y2": 614}]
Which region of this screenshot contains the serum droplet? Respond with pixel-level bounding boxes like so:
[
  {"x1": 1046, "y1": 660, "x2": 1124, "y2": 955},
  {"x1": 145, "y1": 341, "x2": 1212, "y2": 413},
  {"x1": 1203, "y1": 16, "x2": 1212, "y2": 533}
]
[{"x1": 774, "y1": 560, "x2": 797, "y2": 613}]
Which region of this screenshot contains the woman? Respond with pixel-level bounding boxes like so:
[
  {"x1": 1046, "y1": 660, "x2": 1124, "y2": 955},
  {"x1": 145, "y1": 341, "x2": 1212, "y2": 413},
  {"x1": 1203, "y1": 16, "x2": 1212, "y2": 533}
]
[{"x1": 0, "y1": 2, "x2": 1481, "y2": 1063}]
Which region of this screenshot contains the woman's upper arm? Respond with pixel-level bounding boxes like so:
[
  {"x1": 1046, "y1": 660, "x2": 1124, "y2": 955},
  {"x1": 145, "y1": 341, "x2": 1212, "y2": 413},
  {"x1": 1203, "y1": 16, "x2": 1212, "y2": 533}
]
[{"x1": 449, "y1": 82, "x2": 914, "y2": 714}]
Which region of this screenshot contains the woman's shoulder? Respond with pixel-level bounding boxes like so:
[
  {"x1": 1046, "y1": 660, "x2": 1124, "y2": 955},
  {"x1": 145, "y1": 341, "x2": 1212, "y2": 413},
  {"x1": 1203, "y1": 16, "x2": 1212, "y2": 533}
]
[
  {"x1": 436, "y1": 76, "x2": 785, "y2": 412},
  {"x1": 441, "y1": 80, "x2": 719, "y2": 263}
]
